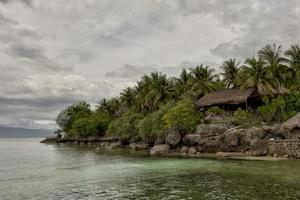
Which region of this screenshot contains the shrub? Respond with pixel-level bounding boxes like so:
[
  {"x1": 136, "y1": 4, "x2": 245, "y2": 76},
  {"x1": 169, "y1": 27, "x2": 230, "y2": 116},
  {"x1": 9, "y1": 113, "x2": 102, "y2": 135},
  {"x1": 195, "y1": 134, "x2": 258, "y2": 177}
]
[
  {"x1": 233, "y1": 108, "x2": 256, "y2": 127},
  {"x1": 107, "y1": 111, "x2": 143, "y2": 141},
  {"x1": 206, "y1": 106, "x2": 223, "y2": 115},
  {"x1": 163, "y1": 100, "x2": 203, "y2": 132},
  {"x1": 137, "y1": 103, "x2": 174, "y2": 141},
  {"x1": 258, "y1": 96, "x2": 295, "y2": 124}
]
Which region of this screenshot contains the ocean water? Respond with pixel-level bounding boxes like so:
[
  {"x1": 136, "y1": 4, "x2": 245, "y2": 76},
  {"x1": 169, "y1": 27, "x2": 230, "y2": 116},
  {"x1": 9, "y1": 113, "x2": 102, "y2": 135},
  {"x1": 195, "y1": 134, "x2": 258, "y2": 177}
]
[{"x1": 1, "y1": 138, "x2": 300, "y2": 200}]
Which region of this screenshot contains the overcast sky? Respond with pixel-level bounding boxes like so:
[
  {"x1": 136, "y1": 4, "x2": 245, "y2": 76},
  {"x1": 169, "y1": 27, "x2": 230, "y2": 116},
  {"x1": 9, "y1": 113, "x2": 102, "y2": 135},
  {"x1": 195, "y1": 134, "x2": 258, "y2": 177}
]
[{"x1": 0, "y1": 0, "x2": 299, "y2": 129}]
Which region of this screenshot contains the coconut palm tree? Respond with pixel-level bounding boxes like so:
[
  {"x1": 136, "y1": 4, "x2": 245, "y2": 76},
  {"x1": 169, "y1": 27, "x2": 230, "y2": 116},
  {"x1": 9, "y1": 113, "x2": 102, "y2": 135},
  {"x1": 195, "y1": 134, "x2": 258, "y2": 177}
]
[
  {"x1": 188, "y1": 65, "x2": 218, "y2": 98},
  {"x1": 221, "y1": 58, "x2": 241, "y2": 88},
  {"x1": 240, "y1": 57, "x2": 276, "y2": 94},
  {"x1": 96, "y1": 98, "x2": 121, "y2": 117},
  {"x1": 120, "y1": 87, "x2": 135, "y2": 108},
  {"x1": 285, "y1": 44, "x2": 300, "y2": 73},
  {"x1": 258, "y1": 44, "x2": 290, "y2": 88}
]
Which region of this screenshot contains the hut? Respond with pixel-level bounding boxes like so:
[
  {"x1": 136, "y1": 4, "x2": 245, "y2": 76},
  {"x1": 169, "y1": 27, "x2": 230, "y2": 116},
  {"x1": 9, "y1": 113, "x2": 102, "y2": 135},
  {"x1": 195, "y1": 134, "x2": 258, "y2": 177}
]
[
  {"x1": 196, "y1": 87, "x2": 261, "y2": 110},
  {"x1": 197, "y1": 87, "x2": 288, "y2": 111},
  {"x1": 281, "y1": 113, "x2": 300, "y2": 136}
]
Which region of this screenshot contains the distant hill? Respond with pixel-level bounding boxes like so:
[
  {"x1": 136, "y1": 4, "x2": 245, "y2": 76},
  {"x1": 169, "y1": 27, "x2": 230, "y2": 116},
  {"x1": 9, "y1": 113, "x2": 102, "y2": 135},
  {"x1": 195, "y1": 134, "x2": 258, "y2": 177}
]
[{"x1": 0, "y1": 126, "x2": 55, "y2": 138}]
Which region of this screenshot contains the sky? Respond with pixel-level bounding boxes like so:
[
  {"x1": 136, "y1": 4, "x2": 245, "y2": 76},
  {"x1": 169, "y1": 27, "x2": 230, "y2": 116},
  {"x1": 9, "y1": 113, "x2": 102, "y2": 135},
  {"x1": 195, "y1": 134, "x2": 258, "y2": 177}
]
[{"x1": 0, "y1": 0, "x2": 299, "y2": 129}]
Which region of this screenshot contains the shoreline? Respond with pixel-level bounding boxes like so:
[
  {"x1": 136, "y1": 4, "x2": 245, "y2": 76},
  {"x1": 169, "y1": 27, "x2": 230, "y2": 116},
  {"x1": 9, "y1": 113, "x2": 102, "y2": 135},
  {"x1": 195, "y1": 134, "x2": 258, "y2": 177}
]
[{"x1": 41, "y1": 137, "x2": 290, "y2": 161}]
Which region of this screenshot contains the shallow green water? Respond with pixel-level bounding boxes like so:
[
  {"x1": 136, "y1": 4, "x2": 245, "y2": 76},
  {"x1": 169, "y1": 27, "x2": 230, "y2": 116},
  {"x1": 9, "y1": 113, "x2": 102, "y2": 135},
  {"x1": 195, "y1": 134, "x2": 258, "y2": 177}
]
[{"x1": 1, "y1": 139, "x2": 300, "y2": 199}]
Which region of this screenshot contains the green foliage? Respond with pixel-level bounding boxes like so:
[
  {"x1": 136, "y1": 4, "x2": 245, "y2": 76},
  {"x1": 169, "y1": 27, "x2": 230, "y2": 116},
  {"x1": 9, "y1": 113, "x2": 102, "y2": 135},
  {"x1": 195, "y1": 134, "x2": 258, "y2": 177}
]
[
  {"x1": 71, "y1": 113, "x2": 112, "y2": 137},
  {"x1": 207, "y1": 106, "x2": 223, "y2": 115},
  {"x1": 163, "y1": 100, "x2": 203, "y2": 132},
  {"x1": 56, "y1": 101, "x2": 91, "y2": 135},
  {"x1": 233, "y1": 108, "x2": 257, "y2": 127},
  {"x1": 107, "y1": 111, "x2": 143, "y2": 141},
  {"x1": 137, "y1": 104, "x2": 174, "y2": 140},
  {"x1": 258, "y1": 96, "x2": 297, "y2": 124}
]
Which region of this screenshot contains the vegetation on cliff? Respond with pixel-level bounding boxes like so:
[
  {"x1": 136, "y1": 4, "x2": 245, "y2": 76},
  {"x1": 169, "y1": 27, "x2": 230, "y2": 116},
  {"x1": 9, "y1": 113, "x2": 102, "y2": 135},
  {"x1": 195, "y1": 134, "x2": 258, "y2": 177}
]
[{"x1": 56, "y1": 44, "x2": 300, "y2": 142}]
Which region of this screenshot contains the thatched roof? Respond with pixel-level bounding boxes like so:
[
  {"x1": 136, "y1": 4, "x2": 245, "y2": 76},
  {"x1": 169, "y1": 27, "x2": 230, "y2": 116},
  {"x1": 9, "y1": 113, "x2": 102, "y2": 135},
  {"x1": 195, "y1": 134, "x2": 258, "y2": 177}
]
[
  {"x1": 197, "y1": 88, "x2": 256, "y2": 107},
  {"x1": 281, "y1": 113, "x2": 300, "y2": 130}
]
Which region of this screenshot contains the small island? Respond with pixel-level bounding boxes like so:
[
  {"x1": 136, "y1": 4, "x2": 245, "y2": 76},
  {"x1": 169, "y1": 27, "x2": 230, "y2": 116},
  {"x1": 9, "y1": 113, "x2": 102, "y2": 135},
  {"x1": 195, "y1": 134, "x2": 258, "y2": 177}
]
[{"x1": 43, "y1": 44, "x2": 300, "y2": 160}]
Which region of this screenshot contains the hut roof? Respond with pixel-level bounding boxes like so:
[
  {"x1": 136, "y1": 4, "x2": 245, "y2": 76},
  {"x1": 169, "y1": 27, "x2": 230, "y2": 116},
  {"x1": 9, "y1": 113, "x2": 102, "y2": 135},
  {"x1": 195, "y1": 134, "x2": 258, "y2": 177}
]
[
  {"x1": 197, "y1": 88, "x2": 256, "y2": 107},
  {"x1": 281, "y1": 113, "x2": 300, "y2": 130}
]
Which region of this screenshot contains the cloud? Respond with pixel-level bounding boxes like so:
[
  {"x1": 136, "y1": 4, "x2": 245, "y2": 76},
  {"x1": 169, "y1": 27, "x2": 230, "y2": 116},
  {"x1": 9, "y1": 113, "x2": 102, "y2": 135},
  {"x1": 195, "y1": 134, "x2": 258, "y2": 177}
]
[{"x1": 0, "y1": 0, "x2": 33, "y2": 6}]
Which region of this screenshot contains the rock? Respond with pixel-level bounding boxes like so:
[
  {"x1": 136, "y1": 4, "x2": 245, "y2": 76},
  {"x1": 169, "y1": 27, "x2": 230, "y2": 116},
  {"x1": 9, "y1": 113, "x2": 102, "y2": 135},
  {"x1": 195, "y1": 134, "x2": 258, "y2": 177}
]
[
  {"x1": 244, "y1": 127, "x2": 265, "y2": 144},
  {"x1": 283, "y1": 154, "x2": 289, "y2": 158},
  {"x1": 188, "y1": 147, "x2": 197, "y2": 154},
  {"x1": 180, "y1": 146, "x2": 189, "y2": 153},
  {"x1": 165, "y1": 128, "x2": 181, "y2": 147},
  {"x1": 273, "y1": 153, "x2": 278, "y2": 157},
  {"x1": 129, "y1": 143, "x2": 149, "y2": 150},
  {"x1": 182, "y1": 134, "x2": 201, "y2": 146},
  {"x1": 223, "y1": 127, "x2": 242, "y2": 146},
  {"x1": 250, "y1": 140, "x2": 268, "y2": 156},
  {"x1": 150, "y1": 144, "x2": 170, "y2": 155},
  {"x1": 195, "y1": 124, "x2": 229, "y2": 136}
]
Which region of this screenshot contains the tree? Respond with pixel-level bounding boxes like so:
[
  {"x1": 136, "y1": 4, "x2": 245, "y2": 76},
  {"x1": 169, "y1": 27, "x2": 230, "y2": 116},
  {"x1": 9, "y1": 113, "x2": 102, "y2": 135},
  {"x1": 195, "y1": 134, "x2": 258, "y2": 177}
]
[
  {"x1": 56, "y1": 101, "x2": 91, "y2": 134},
  {"x1": 120, "y1": 87, "x2": 135, "y2": 108},
  {"x1": 285, "y1": 44, "x2": 300, "y2": 72},
  {"x1": 188, "y1": 65, "x2": 218, "y2": 98},
  {"x1": 163, "y1": 100, "x2": 203, "y2": 132},
  {"x1": 71, "y1": 113, "x2": 112, "y2": 137},
  {"x1": 258, "y1": 44, "x2": 289, "y2": 88},
  {"x1": 134, "y1": 72, "x2": 174, "y2": 111},
  {"x1": 96, "y1": 98, "x2": 121, "y2": 117},
  {"x1": 240, "y1": 57, "x2": 275, "y2": 94},
  {"x1": 221, "y1": 58, "x2": 240, "y2": 88}
]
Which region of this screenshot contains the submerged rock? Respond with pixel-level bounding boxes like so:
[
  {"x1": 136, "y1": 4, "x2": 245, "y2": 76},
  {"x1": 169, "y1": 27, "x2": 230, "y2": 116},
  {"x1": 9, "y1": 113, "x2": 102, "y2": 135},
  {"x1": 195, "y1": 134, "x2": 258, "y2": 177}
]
[{"x1": 150, "y1": 144, "x2": 170, "y2": 155}]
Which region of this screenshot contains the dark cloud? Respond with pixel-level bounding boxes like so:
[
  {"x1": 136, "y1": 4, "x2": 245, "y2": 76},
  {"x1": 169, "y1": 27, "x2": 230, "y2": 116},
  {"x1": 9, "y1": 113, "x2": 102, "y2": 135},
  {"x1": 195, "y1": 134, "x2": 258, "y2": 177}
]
[{"x1": 0, "y1": 0, "x2": 33, "y2": 6}]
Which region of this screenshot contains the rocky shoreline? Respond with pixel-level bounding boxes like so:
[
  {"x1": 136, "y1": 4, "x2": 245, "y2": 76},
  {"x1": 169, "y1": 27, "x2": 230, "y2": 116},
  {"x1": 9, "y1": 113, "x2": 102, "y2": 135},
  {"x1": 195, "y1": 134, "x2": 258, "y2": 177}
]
[{"x1": 41, "y1": 121, "x2": 300, "y2": 160}]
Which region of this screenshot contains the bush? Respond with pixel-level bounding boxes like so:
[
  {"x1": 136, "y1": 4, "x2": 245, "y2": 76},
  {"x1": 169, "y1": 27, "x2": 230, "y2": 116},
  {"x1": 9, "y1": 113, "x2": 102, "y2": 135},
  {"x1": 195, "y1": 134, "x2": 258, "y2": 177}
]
[
  {"x1": 71, "y1": 113, "x2": 112, "y2": 138},
  {"x1": 206, "y1": 106, "x2": 223, "y2": 115},
  {"x1": 163, "y1": 100, "x2": 203, "y2": 132},
  {"x1": 137, "y1": 104, "x2": 174, "y2": 141},
  {"x1": 233, "y1": 108, "x2": 257, "y2": 127},
  {"x1": 258, "y1": 96, "x2": 295, "y2": 124},
  {"x1": 107, "y1": 111, "x2": 143, "y2": 141}
]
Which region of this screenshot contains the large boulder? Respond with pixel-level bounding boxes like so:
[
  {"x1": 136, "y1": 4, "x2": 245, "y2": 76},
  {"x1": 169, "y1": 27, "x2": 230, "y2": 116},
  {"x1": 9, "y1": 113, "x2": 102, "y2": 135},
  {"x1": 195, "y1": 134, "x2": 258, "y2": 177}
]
[
  {"x1": 165, "y1": 128, "x2": 181, "y2": 147},
  {"x1": 223, "y1": 127, "x2": 244, "y2": 146},
  {"x1": 180, "y1": 146, "x2": 189, "y2": 153},
  {"x1": 242, "y1": 127, "x2": 265, "y2": 145},
  {"x1": 150, "y1": 144, "x2": 170, "y2": 155},
  {"x1": 182, "y1": 134, "x2": 201, "y2": 146},
  {"x1": 195, "y1": 124, "x2": 229, "y2": 137},
  {"x1": 250, "y1": 140, "x2": 268, "y2": 156}
]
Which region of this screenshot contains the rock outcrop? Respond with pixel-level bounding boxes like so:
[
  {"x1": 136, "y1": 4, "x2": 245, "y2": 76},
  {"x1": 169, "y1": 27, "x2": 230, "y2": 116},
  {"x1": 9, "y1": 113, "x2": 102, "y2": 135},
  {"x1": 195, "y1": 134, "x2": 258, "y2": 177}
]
[{"x1": 165, "y1": 128, "x2": 181, "y2": 147}]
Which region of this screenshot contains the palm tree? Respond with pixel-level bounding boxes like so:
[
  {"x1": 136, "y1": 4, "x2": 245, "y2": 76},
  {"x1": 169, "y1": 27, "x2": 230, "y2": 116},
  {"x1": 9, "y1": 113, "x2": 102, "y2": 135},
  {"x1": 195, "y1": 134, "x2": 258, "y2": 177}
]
[
  {"x1": 240, "y1": 57, "x2": 276, "y2": 94},
  {"x1": 221, "y1": 58, "x2": 241, "y2": 88},
  {"x1": 120, "y1": 87, "x2": 135, "y2": 107},
  {"x1": 134, "y1": 72, "x2": 174, "y2": 111},
  {"x1": 258, "y1": 44, "x2": 289, "y2": 88},
  {"x1": 96, "y1": 98, "x2": 121, "y2": 117},
  {"x1": 285, "y1": 44, "x2": 300, "y2": 73},
  {"x1": 188, "y1": 65, "x2": 218, "y2": 98}
]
